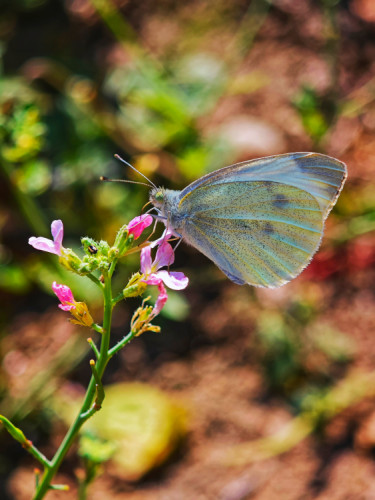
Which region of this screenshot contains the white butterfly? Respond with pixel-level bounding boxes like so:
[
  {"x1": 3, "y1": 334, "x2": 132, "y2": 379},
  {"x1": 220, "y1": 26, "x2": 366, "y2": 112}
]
[{"x1": 149, "y1": 152, "x2": 347, "y2": 288}]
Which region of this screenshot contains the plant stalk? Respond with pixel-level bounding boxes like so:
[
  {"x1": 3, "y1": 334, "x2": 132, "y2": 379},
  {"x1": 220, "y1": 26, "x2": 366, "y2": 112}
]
[{"x1": 33, "y1": 273, "x2": 113, "y2": 499}]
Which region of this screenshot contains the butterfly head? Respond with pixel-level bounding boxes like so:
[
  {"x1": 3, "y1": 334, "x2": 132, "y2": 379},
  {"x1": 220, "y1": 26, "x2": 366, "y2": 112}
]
[{"x1": 149, "y1": 187, "x2": 166, "y2": 209}]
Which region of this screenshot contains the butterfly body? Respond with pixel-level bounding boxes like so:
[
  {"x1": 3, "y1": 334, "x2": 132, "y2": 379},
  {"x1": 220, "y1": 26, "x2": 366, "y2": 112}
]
[{"x1": 149, "y1": 152, "x2": 347, "y2": 288}]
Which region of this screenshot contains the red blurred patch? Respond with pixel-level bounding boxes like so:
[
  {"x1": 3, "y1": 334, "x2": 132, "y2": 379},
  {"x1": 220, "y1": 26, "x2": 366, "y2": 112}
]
[{"x1": 303, "y1": 236, "x2": 375, "y2": 281}]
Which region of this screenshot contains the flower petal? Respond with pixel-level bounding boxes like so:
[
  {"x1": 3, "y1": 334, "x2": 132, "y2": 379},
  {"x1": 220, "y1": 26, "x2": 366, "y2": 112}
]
[
  {"x1": 142, "y1": 273, "x2": 162, "y2": 286},
  {"x1": 58, "y1": 303, "x2": 75, "y2": 311},
  {"x1": 52, "y1": 281, "x2": 76, "y2": 306},
  {"x1": 155, "y1": 241, "x2": 174, "y2": 269},
  {"x1": 140, "y1": 246, "x2": 152, "y2": 274},
  {"x1": 153, "y1": 282, "x2": 168, "y2": 316},
  {"x1": 157, "y1": 270, "x2": 189, "y2": 290},
  {"x1": 29, "y1": 236, "x2": 61, "y2": 255},
  {"x1": 150, "y1": 227, "x2": 176, "y2": 248},
  {"x1": 51, "y1": 220, "x2": 64, "y2": 246},
  {"x1": 128, "y1": 214, "x2": 153, "y2": 239}
]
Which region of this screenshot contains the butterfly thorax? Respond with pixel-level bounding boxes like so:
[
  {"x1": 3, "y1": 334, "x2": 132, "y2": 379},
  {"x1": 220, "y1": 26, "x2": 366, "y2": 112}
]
[{"x1": 149, "y1": 187, "x2": 183, "y2": 229}]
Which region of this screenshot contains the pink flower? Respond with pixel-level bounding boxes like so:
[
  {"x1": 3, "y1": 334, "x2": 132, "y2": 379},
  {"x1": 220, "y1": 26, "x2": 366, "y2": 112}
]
[
  {"x1": 52, "y1": 281, "x2": 93, "y2": 327},
  {"x1": 127, "y1": 214, "x2": 153, "y2": 239},
  {"x1": 52, "y1": 281, "x2": 76, "y2": 311},
  {"x1": 141, "y1": 241, "x2": 189, "y2": 290},
  {"x1": 153, "y1": 282, "x2": 168, "y2": 316},
  {"x1": 150, "y1": 227, "x2": 175, "y2": 248},
  {"x1": 29, "y1": 220, "x2": 64, "y2": 256},
  {"x1": 141, "y1": 240, "x2": 188, "y2": 316}
]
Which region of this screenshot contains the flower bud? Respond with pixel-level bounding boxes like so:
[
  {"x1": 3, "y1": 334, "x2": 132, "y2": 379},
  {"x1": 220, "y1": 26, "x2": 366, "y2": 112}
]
[
  {"x1": 113, "y1": 224, "x2": 133, "y2": 257},
  {"x1": 82, "y1": 237, "x2": 99, "y2": 256},
  {"x1": 0, "y1": 415, "x2": 28, "y2": 445},
  {"x1": 59, "y1": 248, "x2": 84, "y2": 274},
  {"x1": 123, "y1": 273, "x2": 147, "y2": 298}
]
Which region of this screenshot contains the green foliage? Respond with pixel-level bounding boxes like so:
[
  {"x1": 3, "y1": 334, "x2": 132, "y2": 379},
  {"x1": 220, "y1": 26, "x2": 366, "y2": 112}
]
[
  {"x1": 0, "y1": 102, "x2": 46, "y2": 163},
  {"x1": 105, "y1": 52, "x2": 231, "y2": 180},
  {"x1": 293, "y1": 86, "x2": 337, "y2": 144},
  {"x1": 78, "y1": 432, "x2": 117, "y2": 494}
]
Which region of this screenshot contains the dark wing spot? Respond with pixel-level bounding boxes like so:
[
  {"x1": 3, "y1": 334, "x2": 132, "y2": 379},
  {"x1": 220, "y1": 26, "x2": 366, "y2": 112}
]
[
  {"x1": 263, "y1": 222, "x2": 274, "y2": 234},
  {"x1": 273, "y1": 194, "x2": 289, "y2": 208},
  {"x1": 238, "y1": 220, "x2": 249, "y2": 230}
]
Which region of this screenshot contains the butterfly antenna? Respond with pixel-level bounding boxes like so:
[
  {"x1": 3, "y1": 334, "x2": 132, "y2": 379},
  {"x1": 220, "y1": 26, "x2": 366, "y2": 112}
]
[
  {"x1": 114, "y1": 154, "x2": 157, "y2": 189},
  {"x1": 100, "y1": 176, "x2": 151, "y2": 188}
]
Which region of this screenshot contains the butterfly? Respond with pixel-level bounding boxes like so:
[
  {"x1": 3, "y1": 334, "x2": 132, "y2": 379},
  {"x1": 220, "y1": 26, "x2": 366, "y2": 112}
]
[{"x1": 148, "y1": 152, "x2": 347, "y2": 288}]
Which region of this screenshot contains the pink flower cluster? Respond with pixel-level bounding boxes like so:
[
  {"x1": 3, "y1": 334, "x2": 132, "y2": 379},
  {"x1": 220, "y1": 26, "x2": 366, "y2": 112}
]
[{"x1": 28, "y1": 216, "x2": 188, "y2": 319}]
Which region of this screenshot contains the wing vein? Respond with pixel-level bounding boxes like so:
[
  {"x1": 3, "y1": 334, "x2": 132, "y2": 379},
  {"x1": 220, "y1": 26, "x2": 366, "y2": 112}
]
[
  {"x1": 195, "y1": 216, "x2": 322, "y2": 234},
  {"x1": 192, "y1": 223, "x2": 268, "y2": 285}
]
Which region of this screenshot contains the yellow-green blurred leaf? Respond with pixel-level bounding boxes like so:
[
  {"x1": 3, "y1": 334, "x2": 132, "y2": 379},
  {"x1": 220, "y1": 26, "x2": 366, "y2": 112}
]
[{"x1": 56, "y1": 383, "x2": 188, "y2": 481}]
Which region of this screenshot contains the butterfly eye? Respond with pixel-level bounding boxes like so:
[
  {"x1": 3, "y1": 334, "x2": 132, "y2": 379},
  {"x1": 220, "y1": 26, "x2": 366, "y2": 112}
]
[{"x1": 154, "y1": 191, "x2": 164, "y2": 202}]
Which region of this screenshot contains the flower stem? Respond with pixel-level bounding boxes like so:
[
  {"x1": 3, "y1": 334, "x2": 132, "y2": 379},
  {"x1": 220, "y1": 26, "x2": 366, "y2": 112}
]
[
  {"x1": 33, "y1": 272, "x2": 113, "y2": 499},
  {"x1": 87, "y1": 337, "x2": 100, "y2": 358},
  {"x1": 108, "y1": 330, "x2": 137, "y2": 358},
  {"x1": 86, "y1": 273, "x2": 104, "y2": 289}
]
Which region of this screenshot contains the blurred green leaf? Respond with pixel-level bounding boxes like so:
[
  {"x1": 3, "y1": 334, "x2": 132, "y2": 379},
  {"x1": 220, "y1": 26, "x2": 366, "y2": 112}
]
[
  {"x1": 55, "y1": 383, "x2": 188, "y2": 481},
  {"x1": 310, "y1": 323, "x2": 356, "y2": 363},
  {"x1": 160, "y1": 290, "x2": 190, "y2": 321},
  {"x1": 256, "y1": 311, "x2": 302, "y2": 389},
  {"x1": 0, "y1": 264, "x2": 30, "y2": 293},
  {"x1": 15, "y1": 159, "x2": 51, "y2": 195},
  {"x1": 293, "y1": 86, "x2": 336, "y2": 144},
  {"x1": 0, "y1": 102, "x2": 46, "y2": 162},
  {"x1": 79, "y1": 431, "x2": 117, "y2": 464}
]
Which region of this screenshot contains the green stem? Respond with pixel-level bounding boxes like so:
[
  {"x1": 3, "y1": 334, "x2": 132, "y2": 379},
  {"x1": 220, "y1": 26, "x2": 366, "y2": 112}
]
[
  {"x1": 108, "y1": 258, "x2": 117, "y2": 279},
  {"x1": 108, "y1": 330, "x2": 137, "y2": 358},
  {"x1": 89, "y1": 360, "x2": 105, "y2": 409},
  {"x1": 87, "y1": 337, "x2": 100, "y2": 358},
  {"x1": 86, "y1": 273, "x2": 104, "y2": 289},
  {"x1": 26, "y1": 443, "x2": 52, "y2": 468},
  {"x1": 112, "y1": 292, "x2": 124, "y2": 306},
  {"x1": 0, "y1": 415, "x2": 51, "y2": 467},
  {"x1": 33, "y1": 273, "x2": 113, "y2": 499},
  {"x1": 91, "y1": 323, "x2": 104, "y2": 335}
]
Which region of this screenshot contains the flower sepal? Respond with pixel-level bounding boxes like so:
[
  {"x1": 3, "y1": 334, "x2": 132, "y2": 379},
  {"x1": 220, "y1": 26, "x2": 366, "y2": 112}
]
[
  {"x1": 130, "y1": 298, "x2": 161, "y2": 336},
  {"x1": 113, "y1": 224, "x2": 132, "y2": 257},
  {"x1": 122, "y1": 273, "x2": 147, "y2": 298},
  {"x1": 69, "y1": 301, "x2": 94, "y2": 327},
  {"x1": 58, "y1": 248, "x2": 85, "y2": 274}
]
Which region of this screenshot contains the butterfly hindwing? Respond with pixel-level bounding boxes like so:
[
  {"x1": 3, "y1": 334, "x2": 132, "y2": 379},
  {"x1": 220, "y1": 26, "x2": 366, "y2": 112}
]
[{"x1": 178, "y1": 180, "x2": 323, "y2": 287}]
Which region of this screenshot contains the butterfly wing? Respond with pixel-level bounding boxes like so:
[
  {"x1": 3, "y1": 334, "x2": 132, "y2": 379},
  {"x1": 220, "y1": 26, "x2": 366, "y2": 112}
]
[
  {"x1": 176, "y1": 180, "x2": 325, "y2": 287},
  {"x1": 179, "y1": 152, "x2": 347, "y2": 221}
]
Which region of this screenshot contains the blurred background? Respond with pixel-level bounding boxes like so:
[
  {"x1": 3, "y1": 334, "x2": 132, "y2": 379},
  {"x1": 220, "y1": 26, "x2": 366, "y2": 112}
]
[{"x1": 1, "y1": 0, "x2": 375, "y2": 498}]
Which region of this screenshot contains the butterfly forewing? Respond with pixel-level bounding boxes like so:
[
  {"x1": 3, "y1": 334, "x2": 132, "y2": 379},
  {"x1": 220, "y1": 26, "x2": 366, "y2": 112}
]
[
  {"x1": 177, "y1": 181, "x2": 324, "y2": 287},
  {"x1": 179, "y1": 152, "x2": 347, "y2": 221}
]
